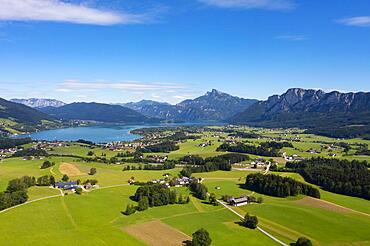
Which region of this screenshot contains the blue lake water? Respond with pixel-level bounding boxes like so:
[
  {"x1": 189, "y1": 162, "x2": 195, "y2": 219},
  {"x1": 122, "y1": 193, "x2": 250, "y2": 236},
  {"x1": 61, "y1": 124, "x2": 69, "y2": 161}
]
[{"x1": 15, "y1": 123, "x2": 223, "y2": 143}]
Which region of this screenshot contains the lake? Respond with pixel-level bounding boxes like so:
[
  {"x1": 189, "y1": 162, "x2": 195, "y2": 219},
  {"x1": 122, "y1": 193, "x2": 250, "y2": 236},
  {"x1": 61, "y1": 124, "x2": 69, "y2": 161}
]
[{"x1": 15, "y1": 123, "x2": 222, "y2": 143}]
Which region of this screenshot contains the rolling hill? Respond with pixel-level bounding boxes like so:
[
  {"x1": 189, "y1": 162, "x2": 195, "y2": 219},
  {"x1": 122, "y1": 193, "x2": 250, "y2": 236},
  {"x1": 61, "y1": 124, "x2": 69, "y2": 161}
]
[{"x1": 0, "y1": 97, "x2": 58, "y2": 134}]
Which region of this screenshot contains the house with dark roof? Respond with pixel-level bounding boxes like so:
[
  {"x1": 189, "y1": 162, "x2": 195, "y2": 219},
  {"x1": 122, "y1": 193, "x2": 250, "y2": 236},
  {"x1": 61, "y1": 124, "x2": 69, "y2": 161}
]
[{"x1": 54, "y1": 181, "x2": 79, "y2": 190}]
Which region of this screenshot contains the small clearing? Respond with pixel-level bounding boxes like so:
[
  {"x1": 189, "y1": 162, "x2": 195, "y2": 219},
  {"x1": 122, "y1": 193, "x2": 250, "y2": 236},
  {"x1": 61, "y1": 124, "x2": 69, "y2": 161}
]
[
  {"x1": 59, "y1": 163, "x2": 85, "y2": 177},
  {"x1": 124, "y1": 220, "x2": 191, "y2": 246}
]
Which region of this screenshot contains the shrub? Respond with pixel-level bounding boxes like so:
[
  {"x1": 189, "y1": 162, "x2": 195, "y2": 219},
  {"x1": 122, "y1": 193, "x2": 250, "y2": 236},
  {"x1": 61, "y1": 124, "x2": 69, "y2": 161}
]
[
  {"x1": 75, "y1": 188, "x2": 83, "y2": 195},
  {"x1": 137, "y1": 197, "x2": 149, "y2": 211},
  {"x1": 192, "y1": 228, "x2": 212, "y2": 246},
  {"x1": 123, "y1": 204, "x2": 136, "y2": 215},
  {"x1": 242, "y1": 213, "x2": 258, "y2": 229},
  {"x1": 40, "y1": 160, "x2": 55, "y2": 169},
  {"x1": 294, "y1": 237, "x2": 312, "y2": 246},
  {"x1": 89, "y1": 167, "x2": 97, "y2": 175},
  {"x1": 62, "y1": 174, "x2": 69, "y2": 182}
]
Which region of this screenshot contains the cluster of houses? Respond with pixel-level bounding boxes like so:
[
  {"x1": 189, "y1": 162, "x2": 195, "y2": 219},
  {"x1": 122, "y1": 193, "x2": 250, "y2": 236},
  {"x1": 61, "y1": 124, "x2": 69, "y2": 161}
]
[
  {"x1": 53, "y1": 181, "x2": 99, "y2": 191},
  {"x1": 0, "y1": 147, "x2": 19, "y2": 158},
  {"x1": 145, "y1": 155, "x2": 168, "y2": 163},
  {"x1": 149, "y1": 175, "x2": 203, "y2": 188},
  {"x1": 283, "y1": 152, "x2": 305, "y2": 161},
  {"x1": 251, "y1": 158, "x2": 271, "y2": 169},
  {"x1": 33, "y1": 141, "x2": 68, "y2": 150},
  {"x1": 307, "y1": 149, "x2": 320, "y2": 154},
  {"x1": 198, "y1": 140, "x2": 213, "y2": 148}
]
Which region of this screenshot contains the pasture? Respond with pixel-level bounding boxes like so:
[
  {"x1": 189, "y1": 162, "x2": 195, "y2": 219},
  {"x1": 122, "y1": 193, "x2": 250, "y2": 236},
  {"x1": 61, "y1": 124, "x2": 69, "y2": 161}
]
[{"x1": 0, "y1": 127, "x2": 369, "y2": 245}]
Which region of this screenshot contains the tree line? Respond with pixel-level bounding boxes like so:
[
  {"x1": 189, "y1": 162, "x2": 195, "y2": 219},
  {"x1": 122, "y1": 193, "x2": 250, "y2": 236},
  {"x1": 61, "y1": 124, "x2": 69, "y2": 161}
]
[
  {"x1": 217, "y1": 142, "x2": 282, "y2": 157},
  {"x1": 139, "y1": 141, "x2": 179, "y2": 153},
  {"x1": 0, "y1": 137, "x2": 32, "y2": 149},
  {"x1": 285, "y1": 158, "x2": 370, "y2": 199},
  {"x1": 189, "y1": 181, "x2": 208, "y2": 200},
  {"x1": 12, "y1": 148, "x2": 48, "y2": 157},
  {"x1": 180, "y1": 153, "x2": 248, "y2": 177},
  {"x1": 122, "y1": 162, "x2": 176, "y2": 171},
  {"x1": 245, "y1": 173, "x2": 320, "y2": 198},
  {"x1": 0, "y1": 175, "x2": 56, "y2": 211}
]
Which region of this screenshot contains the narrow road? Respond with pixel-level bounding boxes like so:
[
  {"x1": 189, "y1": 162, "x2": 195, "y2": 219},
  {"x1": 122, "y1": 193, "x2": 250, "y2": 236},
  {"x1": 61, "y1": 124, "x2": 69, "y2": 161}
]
[{"x1": 216, "y1": 199, "x2": 288, "y2": 246}]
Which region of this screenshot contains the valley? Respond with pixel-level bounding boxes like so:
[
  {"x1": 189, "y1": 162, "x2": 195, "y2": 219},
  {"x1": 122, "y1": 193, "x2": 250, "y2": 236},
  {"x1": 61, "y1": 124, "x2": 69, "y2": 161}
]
[{"x1": 0, "y1": 125, "x2": 369, "y2": 245}]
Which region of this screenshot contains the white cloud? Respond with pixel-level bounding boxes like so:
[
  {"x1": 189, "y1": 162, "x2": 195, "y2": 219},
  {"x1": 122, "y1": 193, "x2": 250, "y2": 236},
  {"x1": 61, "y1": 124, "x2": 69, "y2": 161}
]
[
  {"x1": 198, "y1": 0, "x2": 295, "y2": 10},
  {"x1": 56, "y1": 88, "x2": 71, "y2": 92},
  {"x1": 276, "y1": 35, "x2": 306, "y2": 41},
  {"x1": 58, "y1": 80, "x2": 186, "y2": 91},
  {"x1": 338, "y1": 16, "x2": 370, "y2": 27},
  {"x1": 0, "y1": 0, "x2": 148, "y2": 25}
]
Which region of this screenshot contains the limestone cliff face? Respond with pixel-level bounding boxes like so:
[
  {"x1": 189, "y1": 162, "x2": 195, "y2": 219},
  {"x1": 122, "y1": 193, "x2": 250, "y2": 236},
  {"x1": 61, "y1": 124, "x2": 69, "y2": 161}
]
[{"x1": 230, "y1": 88, "x2": 370, "y2": 127}]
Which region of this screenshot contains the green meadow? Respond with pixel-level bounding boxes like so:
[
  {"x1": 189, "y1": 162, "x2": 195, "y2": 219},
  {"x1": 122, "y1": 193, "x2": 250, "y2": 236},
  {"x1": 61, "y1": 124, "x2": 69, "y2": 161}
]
[{"x1": 0, "y1": 128, "x2": 369, "y2": 245}]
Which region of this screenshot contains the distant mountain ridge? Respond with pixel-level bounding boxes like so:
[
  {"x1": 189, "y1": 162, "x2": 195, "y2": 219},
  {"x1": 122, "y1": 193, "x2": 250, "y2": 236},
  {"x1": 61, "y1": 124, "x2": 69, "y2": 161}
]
[
  {"x1": 40, "y1": 102, "x2": 157, "y2": 124},
  {"x1": 10, "y1": 98, "x2": 66, "y2": 108},
  {"x1": 230, "y1": 88, "x2": 370, "y2": 137},
  {"x1": 124, "y1": 89, "x2": 258, "y2": 122}
]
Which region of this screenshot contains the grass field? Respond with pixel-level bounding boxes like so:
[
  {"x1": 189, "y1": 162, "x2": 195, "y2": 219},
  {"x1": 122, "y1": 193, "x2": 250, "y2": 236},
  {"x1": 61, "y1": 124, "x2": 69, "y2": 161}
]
[
  {"x1": 0, "y1": 185, "x2": 275, "y2": 246},
  {"x1": 1, "y1": 127, "x2": 370, "y2": 245},
  {"x1": 203, "y1": 179, "x2": 370, "y2": 245}
]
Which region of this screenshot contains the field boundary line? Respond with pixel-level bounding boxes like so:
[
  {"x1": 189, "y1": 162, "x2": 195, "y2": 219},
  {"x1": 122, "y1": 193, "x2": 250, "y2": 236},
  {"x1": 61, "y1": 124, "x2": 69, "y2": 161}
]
[
  {"x1": 60, "y1": 196, "x2": 78, "y2": 228},
  {"x1": 216, "y1": 199, "x2": 288, "y2": 246}
]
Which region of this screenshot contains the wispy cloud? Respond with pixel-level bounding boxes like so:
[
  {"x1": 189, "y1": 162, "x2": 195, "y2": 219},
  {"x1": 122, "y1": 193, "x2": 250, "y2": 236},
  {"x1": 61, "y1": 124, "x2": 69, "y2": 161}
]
[
  {"x1": 198, "y1": 0, "x2": 296, "y2": 10},
  {"x1": 276, "y1": 35, "x2": 306, "y2": 41},
  {"x1": 57, "y1": 80, "x2": 186, "y2": 92},
  {"x1": 337, "y1": 16, "x2": 370, "y2": 27},
  {"x1": 0, "y1": 0, "x2": 149, "y2": 25}
]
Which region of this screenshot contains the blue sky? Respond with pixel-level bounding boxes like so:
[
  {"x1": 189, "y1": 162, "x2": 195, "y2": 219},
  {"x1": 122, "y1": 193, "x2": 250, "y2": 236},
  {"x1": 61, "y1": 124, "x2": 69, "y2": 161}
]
[{"x1": 1, "y1": 0, "x2": 370, "y2": 104}]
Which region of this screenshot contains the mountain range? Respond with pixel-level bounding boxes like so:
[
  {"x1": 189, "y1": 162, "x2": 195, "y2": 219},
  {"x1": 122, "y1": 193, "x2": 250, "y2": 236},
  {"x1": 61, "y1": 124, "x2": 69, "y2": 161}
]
[
  {"x1": 123, "y1": 89, "x2": 258, "y2": 122},
  {"x1": 10, "y1": 98, "x2": 66, "y2": 108},
  {"x1": 230, "y1": 88, "x2": 370, "y2": 138},
  {"x1": 3, "y1": 88, "x2": 370, "y2": 138}
]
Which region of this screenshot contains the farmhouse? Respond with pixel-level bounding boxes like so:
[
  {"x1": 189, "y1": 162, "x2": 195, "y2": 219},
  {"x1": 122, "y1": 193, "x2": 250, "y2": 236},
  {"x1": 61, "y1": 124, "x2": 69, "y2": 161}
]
[
  {"x1": 54, "y1": 181, "x2": 79, "y2": 190},
  {"x1": 229, "y1": 196, "x2": 249, "y2": 206}
]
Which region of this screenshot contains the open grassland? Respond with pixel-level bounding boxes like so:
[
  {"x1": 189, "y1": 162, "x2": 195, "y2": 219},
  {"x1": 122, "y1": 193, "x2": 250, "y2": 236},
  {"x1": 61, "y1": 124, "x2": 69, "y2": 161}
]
[
  {"x1": 167, "y1": 137, "x2": 224, "y2": 159},
  {"x1": 0, "y1": 160, "x2": 369, "y2": 245},
  {"x1": 27, "y1": 186, "x2": 61, "y2": 200},
  {"x1": 0, "y1": 185, "x2": 275, "y2": 246},
  {"x1": 0, "y1": 158, "x2": 59, "y2": 191},
  {"x1": 279, "y1": 172, "x2": 370, "y2": 215},
  {"x1": 203, "y1": 179, "x2": 370, "y2": 245},
  {"x1": 49, "y1": 144, "x2": 118, "y2": 158},
  {"x1": 1, "y1": 127, "x2": 370, "y2": 245}
]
